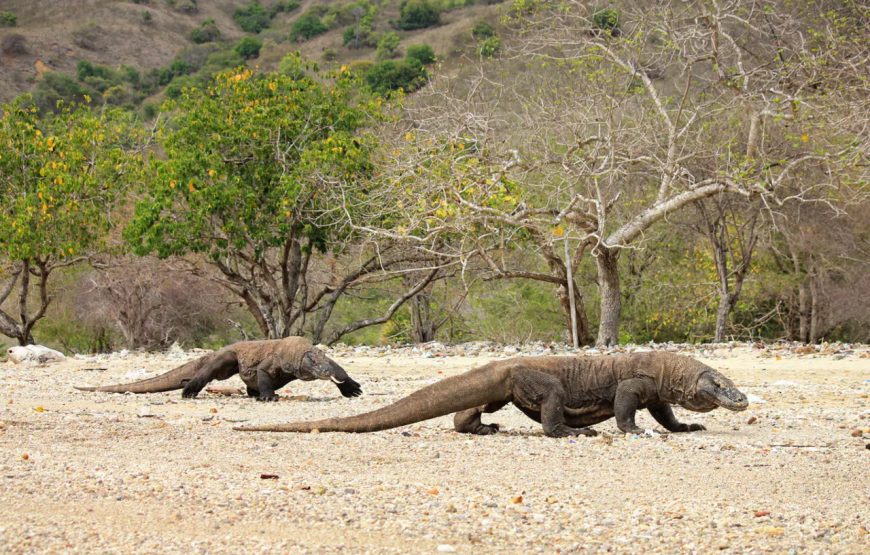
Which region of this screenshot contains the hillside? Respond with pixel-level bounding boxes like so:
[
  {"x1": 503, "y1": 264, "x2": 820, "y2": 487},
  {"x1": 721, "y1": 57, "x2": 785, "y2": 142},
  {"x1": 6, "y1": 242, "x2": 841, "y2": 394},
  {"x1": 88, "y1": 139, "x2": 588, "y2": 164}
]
[{"x1": 0, "y1": 0, "x2": 504, "y2": 105}]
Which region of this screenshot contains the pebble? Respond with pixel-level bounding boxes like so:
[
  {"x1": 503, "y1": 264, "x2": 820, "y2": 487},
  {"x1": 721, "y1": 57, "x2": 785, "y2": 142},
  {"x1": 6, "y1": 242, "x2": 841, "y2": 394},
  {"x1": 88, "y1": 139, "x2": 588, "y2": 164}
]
[{"x1": 436, "y1": 544, "x2": 456, "y2": 552}]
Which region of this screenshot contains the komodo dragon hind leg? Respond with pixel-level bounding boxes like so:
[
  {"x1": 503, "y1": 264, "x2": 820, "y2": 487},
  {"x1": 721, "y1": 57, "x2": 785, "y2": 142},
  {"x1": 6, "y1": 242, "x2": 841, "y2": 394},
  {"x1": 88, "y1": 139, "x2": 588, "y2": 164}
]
[
  {"x1": 454, "y1": 401, "x2": 509, "y2": 435},
  {"x1": 181, "y1": 351, "x2": 240, "y2": 399},
  {"x1": 513, "y1": 369, "x2": 597, "y2": 438},
  {"x1": 648, "y1": 403, "x2": 705, "y2": 432}
]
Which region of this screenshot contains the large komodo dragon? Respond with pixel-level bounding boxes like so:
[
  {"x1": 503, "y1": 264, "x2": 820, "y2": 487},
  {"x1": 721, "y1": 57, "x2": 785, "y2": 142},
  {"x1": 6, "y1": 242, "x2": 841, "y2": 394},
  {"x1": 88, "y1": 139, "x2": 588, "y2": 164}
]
[
  {"x1": 75, "y1": 337, "x2": 362, "y2": 401},
  {"x1": 236, "y1": 352, "x2": 747, "y2": 436}
]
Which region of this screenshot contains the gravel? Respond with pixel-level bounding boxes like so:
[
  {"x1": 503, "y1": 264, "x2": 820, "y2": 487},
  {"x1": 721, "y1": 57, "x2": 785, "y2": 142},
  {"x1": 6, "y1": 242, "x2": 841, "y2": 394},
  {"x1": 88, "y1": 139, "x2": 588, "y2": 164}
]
[{"x1": 1, "y1": 345, "x2": 868, "y2": 553}]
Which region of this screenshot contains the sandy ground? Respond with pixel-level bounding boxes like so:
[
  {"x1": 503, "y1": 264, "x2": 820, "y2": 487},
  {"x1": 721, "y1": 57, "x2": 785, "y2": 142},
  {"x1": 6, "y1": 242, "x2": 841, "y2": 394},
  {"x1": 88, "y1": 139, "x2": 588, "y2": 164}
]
[{"x1": 0, "y1": 344, "x2": 868, "y2": 554}]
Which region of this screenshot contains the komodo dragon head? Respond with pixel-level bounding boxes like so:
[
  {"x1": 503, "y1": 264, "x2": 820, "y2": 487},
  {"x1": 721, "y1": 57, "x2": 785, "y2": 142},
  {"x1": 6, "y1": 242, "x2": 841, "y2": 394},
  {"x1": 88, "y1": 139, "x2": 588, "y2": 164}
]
[
  {"x1": 294, "y1": 346, "x2": 362, "y2": 398},
  {"x1": 680, "y1": 369, "x2": 749, "y2": 413}
]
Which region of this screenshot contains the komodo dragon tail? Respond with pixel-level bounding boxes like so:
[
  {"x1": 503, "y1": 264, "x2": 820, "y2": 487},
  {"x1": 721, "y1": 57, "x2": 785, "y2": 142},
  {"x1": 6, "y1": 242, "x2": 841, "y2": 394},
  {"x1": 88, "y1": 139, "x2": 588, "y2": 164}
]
[
  {"x1": 236, "y1": 365, "x2": 506, "y2": 433},
  {"x1": 74, "y1": 355, "x2": 211, "y2": 394}
]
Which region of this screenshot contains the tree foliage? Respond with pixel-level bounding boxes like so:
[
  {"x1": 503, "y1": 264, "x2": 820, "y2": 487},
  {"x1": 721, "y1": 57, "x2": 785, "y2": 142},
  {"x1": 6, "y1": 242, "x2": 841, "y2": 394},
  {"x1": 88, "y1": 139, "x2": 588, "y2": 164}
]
[{"x1": 0, "y1": 97, "x2": 144, "y2": 344}]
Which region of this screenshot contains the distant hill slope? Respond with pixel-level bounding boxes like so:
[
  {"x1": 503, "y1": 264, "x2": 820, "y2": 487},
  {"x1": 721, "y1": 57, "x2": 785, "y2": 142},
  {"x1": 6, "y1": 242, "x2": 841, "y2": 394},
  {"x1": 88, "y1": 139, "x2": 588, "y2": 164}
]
[{"x1": 0, "y1": 0, "x2": 505, "y2": 104}]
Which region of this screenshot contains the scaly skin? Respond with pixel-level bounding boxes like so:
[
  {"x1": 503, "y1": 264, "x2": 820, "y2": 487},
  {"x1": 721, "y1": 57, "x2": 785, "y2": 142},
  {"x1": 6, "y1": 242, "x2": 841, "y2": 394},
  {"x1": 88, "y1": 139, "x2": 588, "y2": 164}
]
[
  {"x1": 75, "y1": 337, "x2": 362, "y2": 401},
  {"x1": 235, "y1": 352, "x2": 748, "y2": 437}
]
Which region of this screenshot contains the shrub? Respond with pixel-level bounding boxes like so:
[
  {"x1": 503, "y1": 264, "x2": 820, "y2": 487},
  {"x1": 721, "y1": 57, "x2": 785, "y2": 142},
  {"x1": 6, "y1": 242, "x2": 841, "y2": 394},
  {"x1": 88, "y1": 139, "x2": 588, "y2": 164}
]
[
  {"x1": 471, "y1": 21, "x2": 495, "y2": 40},
  {"x1": 102, "y1": 85, "x2": 135, "y2": 106},
  {"x1": 190, "y1": 18, "x2": 221, "y2": 43},
  {"x1": 479, "y1": 35, "x2": 501, "y2": 58},
  {"x1": 1, "y1": 34, "x2": 27, "y2": 55},
  {"x1": 32, "y1": 72, "x2": 94, "y2": 113},
  {"x1": 204, "y1": 49, "x2": 245, "y2": 71},
  {"x1": 77, "y1": 60, "x2": 115, "y2": 82},
  {"x1": 141, "y1": 10, "x2": 152, "y2": 24},
  {"x1": 0, "y1": 11, "x2": 16, "y2": 27},
  {"x1": 376, "y1": 31, "x2": 401, "y2": 60},
  {"x1": 290, "y1": 12, "x2": 328, "y2": 41},
  {"x1": 142, "y1": 102, "x2": 159, "y2": 120},
  {"x1": 234, "y1": 3, "x2": 271, "y2": 33},
  {"x1": 395, "y1": 0, "x2": 440, "y2": 31},
  {"x1": 322, "y1": 47, "x2": 338, "y2": 61},
  {"x1": 234, "y1": 36, "x2": 262, "y2": 59},
  {"x1": 365, "y1": 58, "x2": 425, "y2": 95},
  {"x1": 405, "y1": 43, "x2": 435, "y2": 65},
  {"x1": 269, "y1": 0, "x2": 300, "y2": 17},
  {"x1": 164, "y1": 75, "x2": 199, "y2": 99},
  {"x1": 592, "y1": 8, "x2": 620, "y2": 35}
]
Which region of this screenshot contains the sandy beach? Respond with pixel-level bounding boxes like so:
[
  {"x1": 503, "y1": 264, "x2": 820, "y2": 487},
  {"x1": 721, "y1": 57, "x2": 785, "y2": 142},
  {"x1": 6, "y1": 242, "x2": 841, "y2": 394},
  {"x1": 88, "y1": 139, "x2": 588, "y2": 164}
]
[{"x1": 1, "y1": 343, "x2": 868, "y2": 553}]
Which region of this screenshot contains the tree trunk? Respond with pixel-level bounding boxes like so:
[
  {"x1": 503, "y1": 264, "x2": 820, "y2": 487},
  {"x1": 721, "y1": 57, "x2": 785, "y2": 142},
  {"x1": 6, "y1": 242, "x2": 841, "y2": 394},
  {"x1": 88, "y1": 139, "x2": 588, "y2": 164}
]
[
  {"x1": 809, "y1": 269, "x2": 820, "y2": 344},
  {"x1": 555, "y1": 280, "x2": 593, "y2": 346},
  {"x1": 714, "y1": 293, "x2": 732, "y2": 342},
  {"x1": 409, "y1": 290, "x2": 436, "y2": 343},
  {"x1": 596, "y1": 248, "x2": 621, "y2": 347}
]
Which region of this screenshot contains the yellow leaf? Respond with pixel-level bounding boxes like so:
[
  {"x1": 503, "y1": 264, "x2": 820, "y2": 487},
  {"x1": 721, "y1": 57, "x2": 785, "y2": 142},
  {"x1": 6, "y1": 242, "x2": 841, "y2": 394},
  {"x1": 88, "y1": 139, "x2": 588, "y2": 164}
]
[
  {"x1": 552, "y1": 225, "x2": 565, "y2": 237},
  {"x1": 34, "y1": 406, "x2": 44, "y2": 413},
  {"x1": 170, "y1": 180, "x2": 176, "y2": 189},
  {"x1": 801, "y1": 133, "x2": 809, "y2": 143},
  {"x1": 188, "y1": 181, "x2": 196, "y2": 193},
  {"x1": 268, "y1": 81, "x2": 277, "y2": 92},
  {"x1": 208, "y1": 169, "x2": 216, "y2": 178}
]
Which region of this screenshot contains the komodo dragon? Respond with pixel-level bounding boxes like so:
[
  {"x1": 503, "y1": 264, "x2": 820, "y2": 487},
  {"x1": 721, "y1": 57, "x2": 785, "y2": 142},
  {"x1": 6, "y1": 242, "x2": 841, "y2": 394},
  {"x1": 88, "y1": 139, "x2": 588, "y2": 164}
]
[
  {"x1": 235, "y1": 351, "x2": 747, "y2": 436},
  {"x1": 75, "y1": 337, "x2": 362, "y2": 401}
]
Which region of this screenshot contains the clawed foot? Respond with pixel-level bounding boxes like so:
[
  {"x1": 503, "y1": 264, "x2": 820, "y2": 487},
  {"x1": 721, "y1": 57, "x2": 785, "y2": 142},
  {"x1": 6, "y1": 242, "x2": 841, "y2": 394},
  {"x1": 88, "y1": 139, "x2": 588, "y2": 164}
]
[
  {"x1": 473, "y1": 423, "x2": 500, "y2": 435},
  {"x1": 546, "y1": 425, "x2": 598, "y2": 438},
  {"x1": 256, "y1": 394, "x2": 279, "y2": 402},
  {"x1": 337, "y1": 378, "x2": 362, "y2": 398},
  {"x1": 181, "y1": 383, "x2": 202, "y2": 398},
  {"x1": 680, "y1": 423, "x2": 706, "y2": 432}
]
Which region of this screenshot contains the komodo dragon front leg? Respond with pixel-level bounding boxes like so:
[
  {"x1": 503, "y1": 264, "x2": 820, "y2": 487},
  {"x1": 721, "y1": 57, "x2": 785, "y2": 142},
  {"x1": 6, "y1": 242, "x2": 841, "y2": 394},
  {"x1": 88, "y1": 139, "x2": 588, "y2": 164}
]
[
  {"x1": 181, "y1": 351, "x2": 240, "y2": 398},
  {"x1": 512, "y1": 369, "x2": 598, "y2": 438},
  {"x1": 614, "y1": 378, "x2": 705, "y2": 434},
  {"x1": 647, "y1": 403, "x2": 706, "y2": 432}
]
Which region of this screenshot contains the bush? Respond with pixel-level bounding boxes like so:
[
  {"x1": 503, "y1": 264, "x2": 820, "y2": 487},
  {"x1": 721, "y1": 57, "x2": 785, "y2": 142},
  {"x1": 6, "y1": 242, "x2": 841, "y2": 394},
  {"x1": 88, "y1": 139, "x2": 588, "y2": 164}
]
[
  {"x1": 322, "y1": 47, "x2": 338, "y2": 61},
  {"x1": 204, "y1": 49, "x2": 245, "y2": 71},
  {"x1": 77, "y1": 60, "x2": 114, "y2": 82},
  {"x1": 32, "y1": 72, "x2": 94, "y2": 113},
  {"x1": 142, "y1": 102, "x2": 159, "y2": 120},
  {"x1": 395, "y1": 0, "x2": 440, "y2": 31},
  {"x1": 290, "y1": 12, "x2": 328, "y2": 41},
  {"x1": 164, "y1": 75, "x2": 199, "y2": 99},
  {"x1": 479, "y1": 35, "x2": 501, "y2": 58},
  {"x1": 376, "y1": 31, "x2": 401, "y2": 60},
  {"x1": 234, "y1": 36, "x2": 262, "y2": 59},
  {"x1": 471, "y1": 21, "x2": 495, "y2": 40},
  {"x1": 234, "y1": 3, "x2": 271, "y2": 33},
  {"x1": 142, "y1": 10, "x2": 153, "y2": 24},
  {"x1": 1, "y1": 34, "x2": 27, "y2": 55},
  {"x1": 0, "y1": 11, "x2": 16, "y2": 27},
  {"x1": 269, "y1": 0, "x2": 300, "y2": 17},
  {"x1": 592, "y1": 8, "x2": 620, "y2": 35},
  {"x1": 405, "y1": 43, "x2": 435, "y2": 65},
  {"x1": 365, "y1": 58, "x2": 425, "y2": 95},
  {"x1": 190, "y1": 18, "x2": 221, "y2": 43}
]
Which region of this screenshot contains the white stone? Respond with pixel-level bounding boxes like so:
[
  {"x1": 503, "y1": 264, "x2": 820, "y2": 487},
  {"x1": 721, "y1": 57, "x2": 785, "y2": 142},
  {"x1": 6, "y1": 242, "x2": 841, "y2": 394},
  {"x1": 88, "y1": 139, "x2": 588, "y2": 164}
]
[{"x1": 6, "y1": 345, "x2": 65, "y2": 364}]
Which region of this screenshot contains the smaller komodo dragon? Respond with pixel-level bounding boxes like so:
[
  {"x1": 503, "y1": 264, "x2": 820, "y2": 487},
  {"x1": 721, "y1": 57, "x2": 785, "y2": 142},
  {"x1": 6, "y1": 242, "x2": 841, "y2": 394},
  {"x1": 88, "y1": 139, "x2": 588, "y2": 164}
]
[
  {"x1": 235, "y1": 351, "x2": 747, "y2": 436},
  {"x1": 75, "y1": 337, "x2": 362, "y2": 401}
]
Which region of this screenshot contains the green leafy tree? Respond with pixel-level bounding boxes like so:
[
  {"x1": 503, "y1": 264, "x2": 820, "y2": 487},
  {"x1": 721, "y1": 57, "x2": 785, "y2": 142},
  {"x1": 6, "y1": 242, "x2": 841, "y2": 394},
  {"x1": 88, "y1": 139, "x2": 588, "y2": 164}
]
[
  {"x1": 290, "y1": 12, "x2": 328, "y2": 41},
  {"x1": 405, "y1": 43, "x2": 435, "y2": 65},
  {"x1": 234, "y1": 36, "x2": 262, "y2": 59},
  {"x1": 126, "y1": 63, "x2": 436, "y2": 342},
  {"x1": 0, "y1": 97, "x2": 145, "y2": 345},
  {"x1": 233, "y1": 3, "x2": 271, "y2": 33},
  {"x1": 395, "y1": 0, "x2": 440, "y2": 30},
  {"x1": 376, "y1": 31, "x2": 401, "y2": 60}
]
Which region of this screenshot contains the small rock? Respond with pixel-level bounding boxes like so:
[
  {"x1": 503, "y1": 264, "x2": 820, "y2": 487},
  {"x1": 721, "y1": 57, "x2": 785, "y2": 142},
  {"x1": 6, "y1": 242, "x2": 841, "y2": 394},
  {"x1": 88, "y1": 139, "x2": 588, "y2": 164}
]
[
  {"x1": 850, "y1": 429, "x2": 863, "y2": 437},
  {"x1": 136, "y1": 406, "x2": 156, "y2": 418},
  {"x1": 747, "y1": 416, "x2": 758, "y2": 425},
  {"x1": 436, "y1": 545, "x2": 456, "y2": 553}
]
